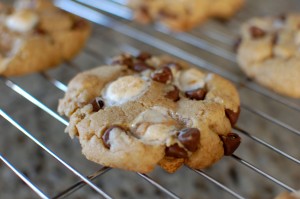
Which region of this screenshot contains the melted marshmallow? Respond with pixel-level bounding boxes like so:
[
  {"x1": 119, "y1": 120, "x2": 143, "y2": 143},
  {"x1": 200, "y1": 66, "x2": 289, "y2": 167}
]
[
  {"x1": 104, "y1": 76, "x2": 147, "y2": 106},
  {"x1": 179, "y1": 68, "x2": 206, "y2": 91},
  {"x1": 6, "y1": 10, "x2": 39, "y2": 33}
]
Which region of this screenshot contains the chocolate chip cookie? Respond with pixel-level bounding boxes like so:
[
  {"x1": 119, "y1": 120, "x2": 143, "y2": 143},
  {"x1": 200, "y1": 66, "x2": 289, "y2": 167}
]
[
  {"x1": 58, "y1": 52, "x2": 241, "y2": 173},
  {"x1": 0, "y1": 0, "x2": 91, "y2": 76},
  {"x1": 237, "y1": 14, "x2": 300, "y2": 98},
  {"x1": 128, "y1": 0, "x2": 244, "y2": 31}
]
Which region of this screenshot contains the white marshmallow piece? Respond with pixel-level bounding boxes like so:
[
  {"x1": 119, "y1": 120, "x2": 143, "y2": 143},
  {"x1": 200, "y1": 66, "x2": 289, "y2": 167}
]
[
  {"x1": 6, "y1": 10, "x2": 39, "y2": 33},
  {"x1": 179, "y1": 68, "x2": 206, "y2": 91},
  {"x1": 131, "y1": 107, "x2": 177, "y2": 143},
  {"x1": 104, "y1": 76, "x2": 147, "y2": 105},
  {"x1": 142, "y1": 124, "x2": 174, "y2": 143},
  {"x1": 108, "y1": 127, "x2": 131, "y2": 150}
]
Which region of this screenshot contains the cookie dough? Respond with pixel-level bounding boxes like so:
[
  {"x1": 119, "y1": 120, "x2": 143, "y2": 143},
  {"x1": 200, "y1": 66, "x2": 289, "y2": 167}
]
[
  {"x1": 58, "y1": 52, "x2": 241, "y2": 173},
  {"x1": 0, "y1": 0, "x2": 91, "y2": 76},
  {"x1": 237, "y1": 14, "x2": 300, "y2": 98},
  {"x1": 128, "y1": 0, "x2": 244, "y2": 31}
]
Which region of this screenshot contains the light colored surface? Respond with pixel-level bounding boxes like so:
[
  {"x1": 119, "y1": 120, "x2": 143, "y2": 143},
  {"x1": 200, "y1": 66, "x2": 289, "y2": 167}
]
[{"x1": 0, "y1": 0, "x2": 300, "y2": 199}]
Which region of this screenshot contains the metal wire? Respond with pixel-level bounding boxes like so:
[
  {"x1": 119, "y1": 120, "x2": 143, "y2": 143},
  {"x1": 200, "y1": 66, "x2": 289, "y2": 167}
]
[
  {"x1": 52, "y1": 167, "x2": 111, "y2": 199},
  {"x1": 0, "y1": 154, "x2": 49, "y2": 199},
  {"x1": 0, "y1": 109, "x2": 112, "y2": 199},
  {"x1": 231, "y1": 155, "x2": 295, "y2": 192},
  {"x1": 190, "y1": 168, "x2": 245, "y2": 199},
  {"x1": 137, "y1": 173, "x2": 181, "y2": 199}
]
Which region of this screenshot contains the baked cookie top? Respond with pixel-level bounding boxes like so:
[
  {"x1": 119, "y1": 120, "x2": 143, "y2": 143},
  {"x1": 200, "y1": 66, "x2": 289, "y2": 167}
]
[
  {"x1": 58, "y1": 52, "x2": 241, "y2": 173},
  {"x1": 128, "y1": 0, "x2": 244, "y2": 31},
  {"x1": 0, "y1": 0, "x2": 91, "y2": 76},
  {"x1": 237, "y1": 14, "x2": 300, "y2": 98}
]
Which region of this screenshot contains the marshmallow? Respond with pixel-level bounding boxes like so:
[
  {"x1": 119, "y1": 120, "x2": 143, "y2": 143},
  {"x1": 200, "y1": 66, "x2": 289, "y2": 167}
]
[
  {"x1": 108, "y1": 127, "x2": 130, "y2": 149},
  {"x1": 131, "y1": 107, "x2": 177, "y2": 143},
  {"x1": 104, "y1": 76, "x2": 147, "y2": 105},
  {"x1": 6, "y1": 10, "x2": 39, "y2": 33},
  {"x1": 179, "y1": 68, "x2": 206, "y2": 91},
  {"x1": 131, "y1": 107, "x2": 172, "y2": 129},
  {"x1": 142, "y1": 124, "x2": 175, "y2": 143}
]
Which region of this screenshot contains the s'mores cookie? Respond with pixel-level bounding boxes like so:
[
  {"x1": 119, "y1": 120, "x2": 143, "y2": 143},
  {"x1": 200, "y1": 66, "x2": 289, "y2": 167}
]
[
  {"x1": 237, "y1": 14, "x2": 300, "y2": 98},
  {"x1": 58, "y1": 52, "x2": 241, "y2": 173},
  {"x1": 128, "y1": 0, "x2": 244, "y2": 31}
]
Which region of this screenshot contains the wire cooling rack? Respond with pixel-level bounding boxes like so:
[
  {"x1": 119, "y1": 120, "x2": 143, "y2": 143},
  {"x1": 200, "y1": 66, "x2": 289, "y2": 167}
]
[{"x1": 0, "y1": 0, "x2": 300, "y2": 198}]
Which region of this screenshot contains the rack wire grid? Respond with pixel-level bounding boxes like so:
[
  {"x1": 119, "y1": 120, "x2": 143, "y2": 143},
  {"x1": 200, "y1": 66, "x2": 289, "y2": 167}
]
[{"x1": 0, "y1": 0, "x2": 300, "y2": 198}]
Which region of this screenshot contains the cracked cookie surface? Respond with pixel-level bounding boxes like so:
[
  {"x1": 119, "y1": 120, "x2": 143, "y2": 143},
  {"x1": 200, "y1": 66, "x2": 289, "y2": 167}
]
[
  {"x1": 58, "y1": 53, "x2": 241, "y2": 173},
  {"x1": 0, "y1": 0, "x2": 91, "y2": 76},
  {"x1": 237, "y1": 14, "x2": 300, "y2": 98},
  {"x1": 128, "y1": 0, "x2": 244, "y2": 31}
]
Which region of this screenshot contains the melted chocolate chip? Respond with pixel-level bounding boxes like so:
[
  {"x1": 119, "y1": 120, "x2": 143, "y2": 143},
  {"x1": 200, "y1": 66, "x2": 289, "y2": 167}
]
[
  {"x1": 72, "y1": 19, "x2": 86, "y2": 30},
  {"x1": 34, "y1": 28, "x2": 46, "y2": 35},
  {"x1": 249, "y1": 26, "x2": 266, "y2": 39},
  {"x1": 159, "y1": 9, "x2": 178, "y2": 19},
  {"x1": 178, "y1": 128, "x2": 200, "y2": 152},
  {"x1": 102, "y1": 125, "x2": 124, "y2": 149},
  {"x1": 165, "y1": 86, "x2": 180, "y2": 101},
  {"x1": 225, "y1": 107, "x2": 240, "y2": 126},
  {"x1": 278, "y1": 14, "x2": 286, "y2": 21},
  {"x1": 165, "y1": 144, "x2": 188, "y2": 158},
  {"x1": 185, "y1": 88, "x2": 207, "y2": 100},
  {"x1": 136, "y1": 52, "x2": 152, "y2": 61},
  {"x1": 112, "y1": 56, "x2": 134, "y2": 68},
  {"x1": 140, "y1": 5, "x2": 149, "y2": 16},
  {"x1": 132, "y1": 61, "x2": 153, "y2": 72},
  {"x1": 91, "y1": 97, "x2": 104, "y2": 112},
  {"x1": 220, "y1": 133, "x2": 241, "y2": 156},
  {"x1": 151, "y1": 67, "x2": 172, "y2": 83}
]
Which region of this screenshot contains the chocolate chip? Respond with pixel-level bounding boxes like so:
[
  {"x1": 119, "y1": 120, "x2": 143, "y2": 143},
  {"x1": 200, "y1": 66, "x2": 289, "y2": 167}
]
[
  {"x1": 220, "y1": 133, "x2": 241, "y2": 156},
  {"x1": 90, "y1": 97, "x2": 104, "y2": 112},
  {"x1": 102, "y1": 125, "x2": 124, "y2": 149},
  {"x1": 225, "y1": 107, "x2": 240, "y2": 126},
  {"x1": 112, "y1": 56, "x2": 134, "y2": 68},
  {"x1": 185, "y1": 88, "x2": 207, "y2": 100},
  {"x1": 159, "y1": 9, "x2": 178, "y2": 19},
  {"x1": 249, "y1": 26, "x2": 266, "y2": 39},
  {"x1": 34, "y1": 28, "x2": 46, "y2": 35},
  {"x1": 178, "y1": 128, "x2": 200, "y2": 152},
  {"x1": 136, "y1": 52, "x2": 152, "y2": 61},
  {"x1": 233, "y1": 37, "x2": 242, "y2": 52},
  {"x1": 151, "y1": 67, "x2": 172, "y2": 83},
  {"x1": 140, "y1": 5, "x2": 149, "y2": 16},
  {"x1": 165, "y1": 86, "x2": 180, "y2": 101},
  {"x1": 165, "y1": 144, "x2": 188, "y2": 158},
  {"x1": 132, "y1": 61, "x2": 153, "y2": 72},
  {"x1": 72, "y1": 19, "x2": 86, "y2": 30},
  {"x1": 278, "y1": 14, "x2": 286, "y2": 21}
]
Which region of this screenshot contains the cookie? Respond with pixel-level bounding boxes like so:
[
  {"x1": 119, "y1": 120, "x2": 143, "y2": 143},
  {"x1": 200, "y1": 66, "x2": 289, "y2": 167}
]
[
  {"x1": 237, "y1": 14, "x2": 300, "y2": 98},
  {"x1": 0, "y1": 0, "x2": 91, "y2": 76},
  {"x1": 128, "y1": 0, "x2": 244, "y2": 31},
  {"x1": 275, "y1": 191, "x2": 300, "y2": 199},
  {"x1": 58, "y1": 52, "x2": 241, "y2": 173}
]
